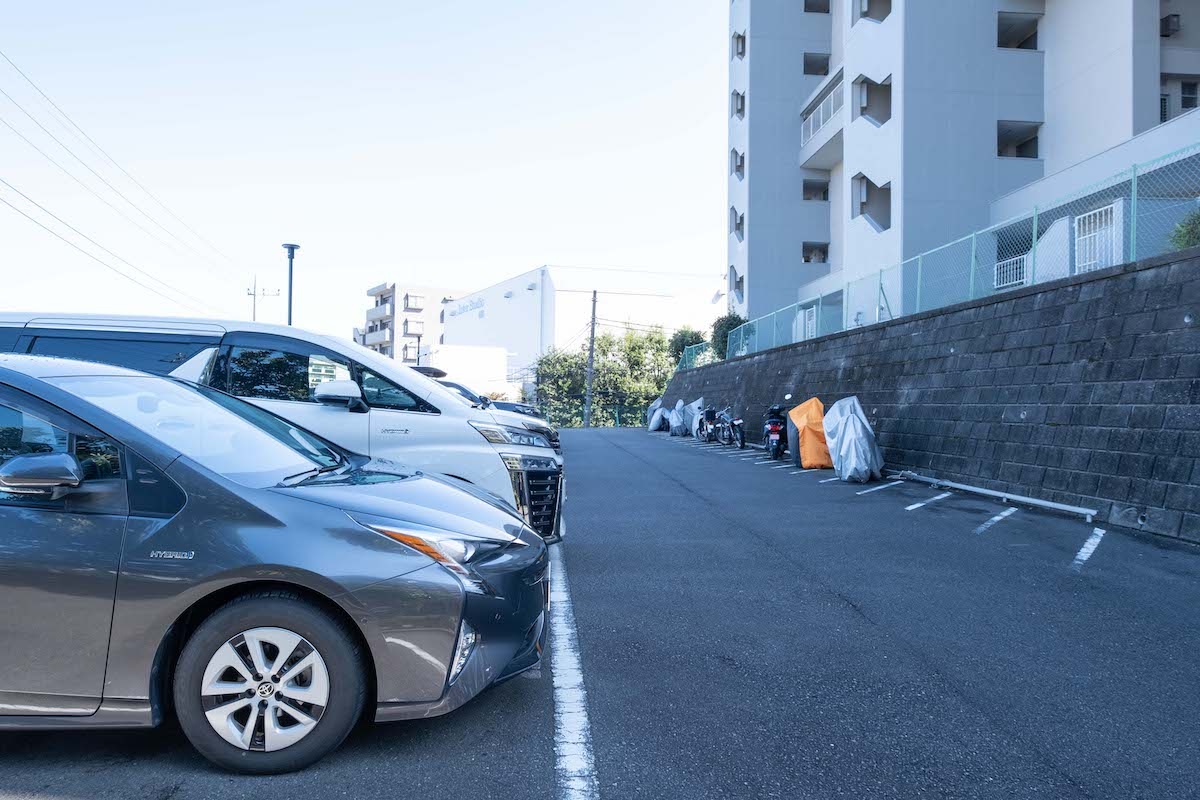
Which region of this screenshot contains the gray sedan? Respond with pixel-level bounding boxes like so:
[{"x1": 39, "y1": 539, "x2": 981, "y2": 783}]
[{"x1": 0, "y1": 355, "x2": 548, "y2": 774}]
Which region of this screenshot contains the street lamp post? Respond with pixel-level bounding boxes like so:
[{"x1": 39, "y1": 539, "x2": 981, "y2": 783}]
[
  {"x1": 415, "y1": 333, "x2": 422, "y2": 365},
  {"x1": 282, "y1": 243, "x2": 300, "y2": 325}
]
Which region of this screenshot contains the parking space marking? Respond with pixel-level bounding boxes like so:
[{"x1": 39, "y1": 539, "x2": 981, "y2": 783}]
[
  {"x1": 1072, "y1": 528, "x2": 1106, "y2": 572},
  {"x1": 905, "y1": 491, "x2": 953, "y2": 511},
  {"x1": 974, "y1": 507, "x2": 1018, "y2": 534},
  {"x1": 549, "y1": 545, "x2": 599, "y2": 800},
  {"x1": 819, "y1": 477, "x2": 841, "y2": 483},
  {"x1": 771, "y1": 464, "x2": 794, "y2": 469},
  {"x1": 855, "y1": 480, "x2": 905, "y2": 496},
  {"x1": 753, "y1": 459, "x2": 775, "y2": 465}
]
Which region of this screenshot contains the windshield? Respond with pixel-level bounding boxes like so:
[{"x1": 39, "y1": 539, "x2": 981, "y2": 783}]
[
  {"x1": 441, "y1": 381, "x2": 482, "y2": 404},
  {"x1": 49, "y1": 375, "x2": 341, "y2": 489}
]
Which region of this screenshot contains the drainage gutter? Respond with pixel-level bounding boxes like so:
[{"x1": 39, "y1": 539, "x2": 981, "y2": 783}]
[{"x1": 892, "y1": 470, "x2": 1098, "y2": 523}]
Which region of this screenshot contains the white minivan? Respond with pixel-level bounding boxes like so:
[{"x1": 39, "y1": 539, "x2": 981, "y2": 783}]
[{"x1": 0, "y1": 314, "x2": 564, "y2": 541}]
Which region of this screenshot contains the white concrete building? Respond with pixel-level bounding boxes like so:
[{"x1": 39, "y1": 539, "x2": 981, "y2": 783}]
[
  {"x1": 440, "y1": 267, "x2": 556, "y2": 382},
  {"x1": 729, "y1": 0, "x2": 1200, "y2": 326},
  {"x1": 354, "y1": 283, "x2": 458, "y2": 363}
]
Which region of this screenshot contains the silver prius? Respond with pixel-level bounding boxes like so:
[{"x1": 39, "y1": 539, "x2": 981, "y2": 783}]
[{"x1": 0, "y1": 355, "x2": 549, "y2": 774}]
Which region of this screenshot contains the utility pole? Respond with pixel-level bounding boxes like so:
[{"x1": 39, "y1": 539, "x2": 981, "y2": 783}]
[
  {"x1": 246, "y1": 276, "x2": 280, "y2": 322},
  {"x1": 282, "y1": 243, "x2": 300, "y2": 325},
  {"x1": 582, "y1": 289, "x2": 597, "y2": 428},
  {"x1": 415, "y1": 333, "x2": 422, "y2": 365}
]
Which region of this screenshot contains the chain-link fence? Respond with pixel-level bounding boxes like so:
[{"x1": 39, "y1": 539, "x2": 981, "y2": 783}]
[
  {"x1": 717, "y1": 141, "x2": 1200, "y2": 361},
  {"x1": 677, "y1": 341, "x2": 716, "y2": 371}
]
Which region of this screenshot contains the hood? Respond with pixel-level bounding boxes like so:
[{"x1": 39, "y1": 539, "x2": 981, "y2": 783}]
[{"x1": 272, "y1": 465, "x2": 528, "y2": 541}]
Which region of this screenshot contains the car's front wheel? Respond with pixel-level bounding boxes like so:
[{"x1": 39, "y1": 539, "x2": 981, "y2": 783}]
[{"x1": 173, "y1": 591, "x2": 367, "y2": 774}]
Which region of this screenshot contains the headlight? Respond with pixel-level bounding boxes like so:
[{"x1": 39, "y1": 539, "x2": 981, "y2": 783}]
[
  {"x1": 470, "y1": 421, "x2": 550, "y2": 448},
  {"x1": 354, "y1": 517, "x2": 524, "y2": 594},
  {"x1": 500, "y1": 453, "x2": 559, "y2": 472}
]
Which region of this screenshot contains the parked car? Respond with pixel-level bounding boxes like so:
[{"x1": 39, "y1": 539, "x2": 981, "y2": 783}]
[
  {"x1": 436, "y1": 380, "x2": 558, "y2": 451},
  {"x1": 0, "y1": 315, "x2": 563, "y2": 542},
  {"x1": 0, "y1": 354, "x2": 548, "y2": 773}
]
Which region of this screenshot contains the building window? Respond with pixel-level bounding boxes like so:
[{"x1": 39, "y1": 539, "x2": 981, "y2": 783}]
[
  {"x1": 404, "y1": 293, "x2": 425, "y2": 311},
  {"x1": 728, "y1": 266, "x2": 745, "y2": 304},
  {"x1": 853, "y1": 75, "x2": 892, "y2": 126},
  {"x1": 802, "y1": 242, "x2": 829, "y2": 263},
  {"x1": 802, "y1": 179, "x2": 830, "y2": 201},
  {"x1": 1162, "y1": 14, "x2": 1182, "y2": 37},
  {"x1": 730, "y1": 148, "x2": 745, "y2": 179},
  {"x1": 804, "y1": 0, "x2": 830, "y2": 12},
  {"x1": 729, "y1": 207, "x2": 745, "y2": 240},
  {"x1": 851, "y1": 174, "x2": 891, "y2": 232},
  {"x1": 853, "y1": 0, "x2": 891, "y2": 25},
  {"x1": 997, "y1": 120, "x2": 1041, "y2": 158},
  {"x1": 1183, "y1": 82, "x2": 1198, "y2": 110},
  {"x1": 997, "y1": 12, "x2": 1039, "y2": 49},
  {"x1": 731, "y1": 31, "x2": 746, "y2": 60},
  {"x1": 803, "y1": 53, "x2": 831, "y2": 77},
  {"x1": 1162, "y1": 93, "x2": 1171, "y2": 123},
  {"x1": 731, "y1": 90, "x2": 746, "y2": 119}
]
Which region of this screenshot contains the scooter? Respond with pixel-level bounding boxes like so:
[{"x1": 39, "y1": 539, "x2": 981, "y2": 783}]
[
  {"x1": 697, "y1": 406, "x2": 717, "y2": 443},
  {"x1": 763, "y1": 393, "x2": 792, "y2": 459}
]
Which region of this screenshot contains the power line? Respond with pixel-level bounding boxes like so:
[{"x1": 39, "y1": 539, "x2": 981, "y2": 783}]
[
  {"x1": 0, "y1": 110, "x2": 189, "y2": 256},
  {"x1": 0, "y1": 47, "x2": 238, "y2": 267},
  {"x1": 0, "y1": 176, "x2": 223, "y2": 315},
  {"x1": 545, "y1": 264, "x2": 716, "y2": 279},
  {"x1": 0, "y1": 85, "x2": 232, "y2": 273},
  {"x1": 0, "y1": 194, "x2": 211, "y2": 313}
]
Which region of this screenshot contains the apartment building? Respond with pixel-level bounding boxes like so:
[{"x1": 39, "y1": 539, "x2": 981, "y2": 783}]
[
  {"x1": 728, "y1": 0, "x2": 1200, "y2": 326},
  {"x1": 353, "y1": 283, "x2": 457, "y2": 363}
]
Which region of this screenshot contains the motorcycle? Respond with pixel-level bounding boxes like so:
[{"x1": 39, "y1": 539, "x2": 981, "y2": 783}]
[
  {"x1": 697, "y1": 406, "x2": 717, "y2": 443},
  {"x1": 715, "y1": 406, "x2": 745, "y2": 449},
  {"x1": 763, "y1": 394, "x2": 793, "y2": 460}
]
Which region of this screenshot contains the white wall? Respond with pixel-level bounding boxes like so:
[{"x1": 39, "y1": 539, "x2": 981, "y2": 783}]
[{"x1": 441, "y1": 267, "x2": 554, "y2": 378}]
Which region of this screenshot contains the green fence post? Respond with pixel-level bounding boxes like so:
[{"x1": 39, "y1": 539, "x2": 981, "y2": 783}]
[
  {"x1": 615, "y1": 406, "x2": 620, "y2": 428},
  {"x1": 1129, "y1": 163, "x2": 1139, "y2": 261},
  {"x1": 816, "y1": 297, "x2": 823, "y2": 338},
  {"x1": 877, "y1": 268, "x2": 883, "y2": 321},
  {"x1": 1029, "y1": 206, "x2": 1038, "y2": 285},
  {"x1": 915, "y1": 255, "x2": 923, "y2": 312},
  {"x1": 968, "y1": 232, "x2": 977, "y2": 300}
]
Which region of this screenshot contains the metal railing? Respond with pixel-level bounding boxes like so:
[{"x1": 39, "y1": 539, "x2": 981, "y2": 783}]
[
  {"x1": 721, "y1": 140, "x2": 1200, "y2": 361},
  {"x1": 800, "y1": 79, "x2": 844, "y2": 146},
  {"x1": 677, "y1": 341, "x2": 714, "y2": 371}
]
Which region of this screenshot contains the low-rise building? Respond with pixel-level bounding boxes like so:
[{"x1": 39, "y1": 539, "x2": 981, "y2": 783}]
[{"x1": 353, "y1": 282, "x2": 457, "y2": 363}]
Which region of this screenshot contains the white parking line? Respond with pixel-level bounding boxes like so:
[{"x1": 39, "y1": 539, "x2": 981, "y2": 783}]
[
  {"x1": 1072, "y1": 528, "x2": 1106, "y2": 572},
  {"x1": 771, "y1": 464, "x2": 794, "y2": 469},
  {"x1": 974, "y1": 507, "x2": 1018, "y2": 534},
  {"x1": 905, "y1": 491, "x2": 952, "y2": 511},
  {"x1": 549, "y1": 545, "x2": 599, "y2": 800},
  {"x1": 794, "y1": 468, "x2": 820, "y2": 474},
  {"x1": 819, "y1": 477, "x2": 841, "y2": 484},
  {"x1": 753, "y1": 460, "x2": 775, "y2": 465},
  {"x1": 855, "y1": 480, "x2": 904, "y2": 496}
]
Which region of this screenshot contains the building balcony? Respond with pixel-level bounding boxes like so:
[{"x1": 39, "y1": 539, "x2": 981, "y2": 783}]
[
  {"x1": 365, "y1": 302, "x2": 392, "y2": 322},
  {"x1": 367, "y1": 282, "x2": 393, "y2": 297},
  {"x1": 404, "y1": 293, "x2": 425, "y2": 311},
  {"x1": 402, "y1": 319, "x2": 425, "y2": 337},
  {"x1": 799, "y1": 73, "x2": 844, "y2": 170},
  {"x1": 363, "y1": 328, "x2": 390, "y2": 347}
]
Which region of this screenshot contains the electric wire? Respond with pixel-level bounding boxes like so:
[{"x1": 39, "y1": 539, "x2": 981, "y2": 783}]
[
  {"x1": 0, "y1": 195, "x2": 210, "y2": 313},
  {"x1": 0, "y1": 48, "x2": 239, "y2": 269},
  {"x1": 0, "y1": 176, "x2": 224, "y2": 314}
]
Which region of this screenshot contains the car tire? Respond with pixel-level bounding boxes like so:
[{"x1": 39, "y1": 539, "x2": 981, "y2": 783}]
[{"x1": 173, "y1": 590, "x2": 367, "y2": 774}]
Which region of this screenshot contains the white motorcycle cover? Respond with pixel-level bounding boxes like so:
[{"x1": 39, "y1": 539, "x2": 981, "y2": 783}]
[
  {"x1": 646, "y1": 397, "x2": 663, "y2": 425},
  {"x1": 823, "y1": 396, "x2": 884, "y2": 483},
  {"x1": 683, "y1": 398, "x2": 705, "y2": 438},
  {"x1": 668, "y1": 400, "x2": 687, "y2": 436},
  {"x1": 648, "y1": 407, "x2": 668, "y2": 432}
]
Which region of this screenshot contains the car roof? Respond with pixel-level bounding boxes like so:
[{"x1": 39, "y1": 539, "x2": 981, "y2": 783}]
[{"x1": 0, "y1": 353, "x2": 153, "y2": 379}]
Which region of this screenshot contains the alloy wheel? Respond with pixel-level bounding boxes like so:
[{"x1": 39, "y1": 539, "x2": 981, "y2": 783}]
[{"x1": 199, "y1": 626, "x2": 330, "y2": 752}]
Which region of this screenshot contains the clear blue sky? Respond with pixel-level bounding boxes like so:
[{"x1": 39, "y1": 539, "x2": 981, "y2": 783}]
[{"x1": 1, "y1": 0, "x2": 728, "y2": 336}]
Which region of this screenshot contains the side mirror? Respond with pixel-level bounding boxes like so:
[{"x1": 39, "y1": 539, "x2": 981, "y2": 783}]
[
  {"x1": 0, "y1": 453, "x2": 84, "y2": 497},
  {"x1": 315, "y1": 380, "x2": 369, "y2": 414}
]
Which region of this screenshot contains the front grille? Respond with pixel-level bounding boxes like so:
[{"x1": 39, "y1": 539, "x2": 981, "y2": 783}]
[{"x1": 510, "y1": 468, "x2": 562, "y2": 540}]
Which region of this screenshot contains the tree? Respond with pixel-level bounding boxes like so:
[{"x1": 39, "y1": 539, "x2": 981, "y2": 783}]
[
  {"x1": 533, "y1": 326, "x2": 674, "y2": 428},
  {"x1": 711, "y1": 312, "x2": 747, "y2": 360},
  {"x1": 1170, "y1": 210, "x2": 1200, "y2": 251},
  {"x1": 668, "y1": 326, "x2": 706, "y2": 363}
]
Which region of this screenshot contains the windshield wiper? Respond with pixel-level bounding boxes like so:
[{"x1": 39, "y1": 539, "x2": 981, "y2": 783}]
[{"x1": 276, "y1": 467, "x2": 321, "y2": 487}]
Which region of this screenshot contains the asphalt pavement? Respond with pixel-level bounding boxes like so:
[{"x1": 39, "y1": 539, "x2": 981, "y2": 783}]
[{"x1": 0, "y1": 427, "x2": 1197, "y2": 799}]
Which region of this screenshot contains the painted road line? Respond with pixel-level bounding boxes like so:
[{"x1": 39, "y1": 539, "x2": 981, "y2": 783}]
[
  {"x1": 905, "y1": 491, "x2": 953, "y2": 511},
  {"x1": 549, "y1": 543, "x2": 599, "y2": 800},
  {"x1": 1072, "y1": 528, "x2": 1106, "y2": 572},
  {"x1": 974, "y1": 507, "x2": 1018, "y2": 534},
  {"x1": 819, "y1": 477, "x2": 841, "y2": 484},
  {"x1": 753, "y1": 460, "x2": 775, "y2": 465},
  {"x1": 856, "y1": 480, "x2": 905, "y2": 496},
  {"x1": 771, "y1": 464, "x2": 794, "y2": 469}
]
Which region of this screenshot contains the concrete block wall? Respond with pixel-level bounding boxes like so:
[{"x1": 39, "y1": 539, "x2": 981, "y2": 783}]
[{"x1": 664, "y1": 247, "x2": 1200, "y2": 542}]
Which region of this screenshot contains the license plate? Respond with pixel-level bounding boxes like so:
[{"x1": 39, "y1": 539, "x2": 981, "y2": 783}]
[{"x1": 769, "y1": 433, "x2": 780, "y2": 441}]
